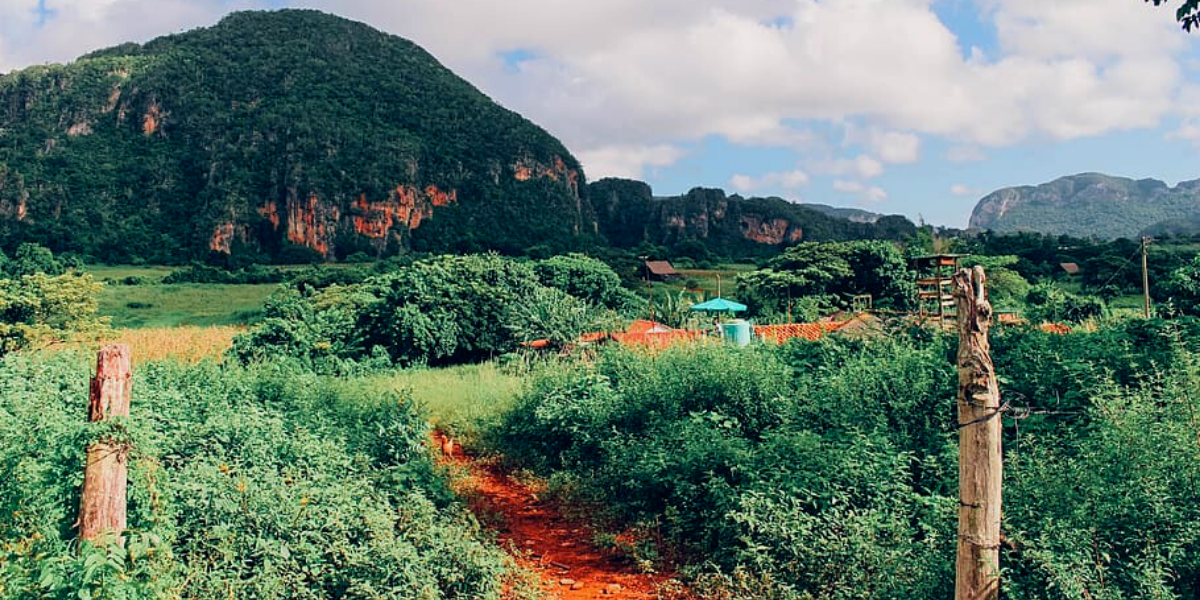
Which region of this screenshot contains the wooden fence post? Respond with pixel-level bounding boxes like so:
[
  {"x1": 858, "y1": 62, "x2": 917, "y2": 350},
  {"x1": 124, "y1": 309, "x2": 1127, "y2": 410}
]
[
  {"x1": 953, "y1": 267, "x2": 1002, "y2": 600},
  {"x1": 79, "y1": 344, "x2": 132, "y2": 544}
]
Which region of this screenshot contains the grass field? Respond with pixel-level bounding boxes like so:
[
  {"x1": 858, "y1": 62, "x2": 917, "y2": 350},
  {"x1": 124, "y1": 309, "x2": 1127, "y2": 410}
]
[{"x1": 97, "y1": 283, "x2": 276, "y2": 328}]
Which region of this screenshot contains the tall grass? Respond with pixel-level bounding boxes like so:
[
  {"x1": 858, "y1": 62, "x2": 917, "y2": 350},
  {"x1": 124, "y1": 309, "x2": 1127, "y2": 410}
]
[{"x1": 362, "y1": 363, "x2": 524, "y2": 448}]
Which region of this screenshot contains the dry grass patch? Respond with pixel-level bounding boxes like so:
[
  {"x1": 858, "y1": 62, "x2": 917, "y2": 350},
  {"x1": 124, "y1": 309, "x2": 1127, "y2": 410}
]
[{"x1": 101, "y1": 326, "x2": 243, "y2": 364}]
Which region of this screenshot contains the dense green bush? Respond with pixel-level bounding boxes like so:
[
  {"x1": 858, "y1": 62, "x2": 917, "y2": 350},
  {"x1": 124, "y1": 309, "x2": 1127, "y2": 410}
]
[
  {"x1": 489, "y1": 323, "x2": 1200, "y2": 598},
  {"x1": 235, "y1": 253, "x2": 627, "y2": 369},
  {"x1": 0, "y1": 354, "x2": 508, "y2": 599},
  {"x1": 162, "y1": 264, "x2": 288, "y2": 285},
  {"x1": 1024, "y1": 284, "x2": 1106, "y2": 323},
  {"x1": 0, "y1": 244, "x2": 108, "y2": 356},
  {"x1": 490, "y1": 337, "x2": 959, "y2": 596}
]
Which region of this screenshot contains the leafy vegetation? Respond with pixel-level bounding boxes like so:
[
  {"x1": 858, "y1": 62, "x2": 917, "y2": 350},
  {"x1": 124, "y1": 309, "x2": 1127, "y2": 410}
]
[
  {"x1": 233, "y1": 253, "x2": 625, "y2": 370},
  {"x1": 0, "y1": 244, "x2": 108, "y2": 355},
  {"x1": 736, "y1": 240, "x2": 915, "y2": 319},
  {"x1": 0, "y1": 354, "x2": 512, "y2": 599},
  {"x1": 485, "y1": 319, "x2": 1200, "y2": 598}
]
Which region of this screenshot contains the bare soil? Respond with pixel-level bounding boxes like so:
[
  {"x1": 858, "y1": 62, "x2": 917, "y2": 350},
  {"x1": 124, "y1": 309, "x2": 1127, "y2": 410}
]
[{"x1": 433, "y1": 433, "x2": 696, "y2": 600}]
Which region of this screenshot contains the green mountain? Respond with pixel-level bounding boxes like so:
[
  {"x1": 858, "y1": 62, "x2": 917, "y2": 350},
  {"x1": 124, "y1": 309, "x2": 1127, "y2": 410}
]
[
  {"x1": 0, "y1": 9, "x2": 593, "y2": 262},
  {"x1": 590, "y1": 178, "x2": 916, "y2": 256},
  {"x1": 969, "y1": 173, "x2": 1200, "y2": 239}
]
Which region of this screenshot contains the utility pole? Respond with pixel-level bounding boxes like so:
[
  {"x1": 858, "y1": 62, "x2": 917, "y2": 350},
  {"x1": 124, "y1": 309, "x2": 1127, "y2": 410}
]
[
  {"x1": 953, "y1": 267, "x2": 1002, "y2": 600},
  {"x1": 1142, "y1": 237, "x2": 1152, "y2": 318}
]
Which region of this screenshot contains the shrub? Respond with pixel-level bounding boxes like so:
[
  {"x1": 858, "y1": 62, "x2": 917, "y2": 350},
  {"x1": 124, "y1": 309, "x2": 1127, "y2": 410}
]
[{"x1": 0, "y1": 354, "x2": 509, "y2": 599}]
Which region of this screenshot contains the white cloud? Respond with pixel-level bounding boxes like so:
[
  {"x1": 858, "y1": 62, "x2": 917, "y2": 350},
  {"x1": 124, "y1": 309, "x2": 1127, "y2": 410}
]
[
  {"x1": 862, "y1": 185, "x2": 888, "y2": 204},
  {"x1": 950, "y1": 184, "x2": 983, "y2": 196},
  {"x1": 730, "y1": 168, "x2": 810, "y2": 192},
  {"x1": 0, "y1": 0, "x2": 1194, "y2": 184},
  {"x1": 845, "y1": 126, "x2": 921, "y2": 164},
  {"x1": 833, "y1": 179, "x2": 887, "y2": 205},
  {"x1": 576, "y1": 143, "x2": 685, "y2": 180},
  {"x1": 833, "y1": 180, "x2": 865, "y2": 193},
  {"x1": 0, "y1": 0, "x2": 263, "y2": 71},
  {"x1": 815, "y1": 155, "x2": 885, "y2": 179}
]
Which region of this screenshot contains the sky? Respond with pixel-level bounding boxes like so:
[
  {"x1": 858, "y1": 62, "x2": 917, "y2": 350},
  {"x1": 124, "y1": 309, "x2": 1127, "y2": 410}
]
[{"x1": 2, "y1": 0, "x2": 1200, "y2": 227}]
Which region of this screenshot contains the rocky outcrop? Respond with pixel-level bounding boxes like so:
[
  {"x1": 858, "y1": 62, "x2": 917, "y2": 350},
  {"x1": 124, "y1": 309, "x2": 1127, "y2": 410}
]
[
  {"x1": 589, "y1": 178, "x2": 914, "y2": 253},
  {"x1": 969, "y1": 173, "x2": 1200, "y2": 239},
  {"x1": 209, "y1": 222, "x2": 236, "y2": 254},
  {"x1": 207, "y1": 184, "x2": 461, "y2": 258},
  {"x1": 740, "y1": 216, "x2": 803, "y2": 245}
]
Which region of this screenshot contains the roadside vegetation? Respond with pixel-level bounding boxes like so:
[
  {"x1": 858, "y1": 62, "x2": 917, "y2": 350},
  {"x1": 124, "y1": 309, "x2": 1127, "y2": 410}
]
[{"x1": 7, "y1": 234, "x2": 1200, "y2": 599}]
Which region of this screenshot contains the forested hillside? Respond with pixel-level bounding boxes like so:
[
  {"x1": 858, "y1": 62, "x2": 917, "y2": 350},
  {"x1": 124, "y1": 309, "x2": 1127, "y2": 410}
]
[
  {"x1": 590, "y1": 179, "x2": 916, "y2": 257},
  {"x1": 0, "y1": 10, "x2": 592, "y2": 263}
]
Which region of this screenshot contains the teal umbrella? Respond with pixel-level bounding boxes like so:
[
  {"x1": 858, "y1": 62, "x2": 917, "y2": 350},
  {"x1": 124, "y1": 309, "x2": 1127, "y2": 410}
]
[{"x1": 690, "y1": 297, "x2": 748, "y2": 313}]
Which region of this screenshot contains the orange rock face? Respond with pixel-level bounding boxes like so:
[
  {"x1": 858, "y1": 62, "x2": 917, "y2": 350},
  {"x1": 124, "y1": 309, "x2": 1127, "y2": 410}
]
[
  {"x1": 142, "y1": 101, "x2": 164, "y2": 136},
  {"x1": 286, "y1": 193, "x2": 338, "y2": 256},
  {"x1": 513, "y1": 156, "x2": 581, "y2": 199},
  {"x1": 229, "y1": 184, "x2": 460, "y2": 257},
  {"x1": 348, "y1": 184, "x2": 458, "y2": 240},
  {"x1": 740, "y1": 215, "x2": 801, "y2": 245},
  {"x1": 209, "y1": 222, "x2": 236, "y2": 253}
]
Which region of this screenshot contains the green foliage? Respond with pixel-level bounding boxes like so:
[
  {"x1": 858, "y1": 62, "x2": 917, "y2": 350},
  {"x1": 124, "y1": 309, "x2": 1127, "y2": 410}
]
[
  {"x1": 533, "y1": 253, "x2": 634, "y2": 310},
  {"x1": 1160, "y1": 254, "x2": 1200, "y2": 315},
  {"x1": 161, "y1": 264, "x2": 287, "y2": 285},
  {"x1": 737, "y1": 240, "x2": 915, "y2": 318},
  {"x1": 0, "y1": 10, "x2": 589, "y2": 263},
  {"x1": 1146, "y1": 0, "x2": 1200, "y2": 31},
  {"x1": 489, "y1": 337, "x2": 958, "y2": 595},
  {"x1": 487, "y1": 320, "x2": 1200, "y2": 598},
  {"x1": 0, "y1": 354, "x2": 508, "y2": 599},
  {"x1": 1024, "y1": 283, "x2": 1106, "y2": 323},
  {"x1": 0, "y1": 244, "x2": 108, "y2": 355},
  {"x1": 960, "y1": 255, "x2": 1031, "y2": 310}
]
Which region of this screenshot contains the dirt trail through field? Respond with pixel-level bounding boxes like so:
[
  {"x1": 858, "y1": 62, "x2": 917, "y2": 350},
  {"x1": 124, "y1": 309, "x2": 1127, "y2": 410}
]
[{"x1": 433, "y1": 433, "x2": 694, "y2": 600}]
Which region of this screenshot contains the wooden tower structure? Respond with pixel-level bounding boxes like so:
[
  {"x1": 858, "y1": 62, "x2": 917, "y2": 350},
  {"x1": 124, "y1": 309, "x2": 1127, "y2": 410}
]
[{"x1": 912, "y1": 254, "x2": 964, "y2": 326}]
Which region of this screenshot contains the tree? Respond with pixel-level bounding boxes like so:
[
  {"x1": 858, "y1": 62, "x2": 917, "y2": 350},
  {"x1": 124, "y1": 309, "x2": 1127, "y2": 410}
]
[
  {"x1": 738, "y1": 241, "x2": 914, "y2": 318},
  {"x1": 1146, "y1": 0, "x2": 1200, "y2": 31},
  {"x1": 0, "y1": 272, "x2": 108, "y2": 355}
]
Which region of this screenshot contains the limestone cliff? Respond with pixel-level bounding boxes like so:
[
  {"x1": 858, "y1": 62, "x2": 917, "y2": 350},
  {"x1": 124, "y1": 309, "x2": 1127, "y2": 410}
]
[{"x1": 590, "y1": 179, "x2": 914, "y2": 255}]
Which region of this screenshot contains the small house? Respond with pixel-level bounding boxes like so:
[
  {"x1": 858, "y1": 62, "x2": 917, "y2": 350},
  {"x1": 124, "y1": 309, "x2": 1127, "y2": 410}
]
[{"x1": 644, "y1": 260, "x2": 680, "y2": 281}]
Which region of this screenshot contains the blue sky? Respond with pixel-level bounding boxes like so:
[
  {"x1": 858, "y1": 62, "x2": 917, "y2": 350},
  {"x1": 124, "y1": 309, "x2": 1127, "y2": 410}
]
[{"x1": 3, "y1": 0, "x2": 1200, "y2": 227}]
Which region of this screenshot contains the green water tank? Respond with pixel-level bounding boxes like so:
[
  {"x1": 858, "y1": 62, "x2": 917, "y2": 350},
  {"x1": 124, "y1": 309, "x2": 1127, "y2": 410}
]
[{"x1": 721, "y1": 319, "x2": 752, "y2": 347}]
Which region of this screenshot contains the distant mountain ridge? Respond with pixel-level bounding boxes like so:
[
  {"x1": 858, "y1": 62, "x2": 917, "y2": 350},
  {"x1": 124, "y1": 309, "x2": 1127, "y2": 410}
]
[
  {"x1": 590, "y1": 179, "x2": 915, "y2": 256},
  {"x1": 969, "y1": 173, "x2": 1200, "y2": 239}
]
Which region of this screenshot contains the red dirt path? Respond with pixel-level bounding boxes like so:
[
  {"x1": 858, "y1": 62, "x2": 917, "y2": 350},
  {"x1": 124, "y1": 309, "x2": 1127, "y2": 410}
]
[{"x1": 433, "y1": 433, "x2": 695, "y2": 600}]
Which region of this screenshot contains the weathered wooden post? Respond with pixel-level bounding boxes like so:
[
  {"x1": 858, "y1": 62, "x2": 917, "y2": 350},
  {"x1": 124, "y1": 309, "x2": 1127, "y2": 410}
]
[
  {"x1": 953, "y1": 267, "x2": 1002, "y2": 600},
  {"x1": 79, "y1": 344, "x2": 132, "y2": 543}
]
